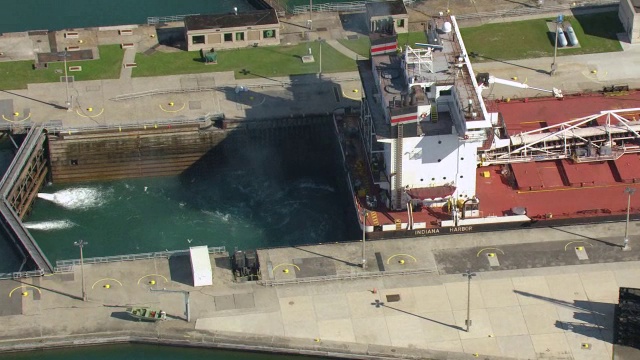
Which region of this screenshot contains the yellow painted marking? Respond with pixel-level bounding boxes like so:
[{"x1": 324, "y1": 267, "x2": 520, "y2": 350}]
[
  {"x1": 159, "y1": 102, "x2": 186, "y2": 113},
  {"x1": 518, "y1": 183, "x2": 636, "y2": 194},
  {"x1": 272, "y1": 263, "x2": 300, "y2": 275},
  {"x1": 519, "y1": 120, "x2": 544, "y2": 125},
  {"x1": 75, "y1": 107, "x2": 104, "y2": 118},
  {"x1": 2, "y1": 112, "x2": 32, "y2": 123},
  {"x1": 137, "y1": 274, "x2": 168, "y2": 285},
  {"x1": 386, "y1": 254, "x2": 417, "y2": 264},
  {"x1": 564, "y1": 241, "x2": 593, "y2": 251},
  {"x1": 9, "y1": 285, "x2": 42, "y2": 298},
  {"x1": 342, "y1": 89, "x2": 361, "y2": 101},
  {"x1": 91, "y1": 278, "x2": 123, "y2": 289},
  {"x1": 476, "y1": 247, "x2": 505, "y2": 257}
]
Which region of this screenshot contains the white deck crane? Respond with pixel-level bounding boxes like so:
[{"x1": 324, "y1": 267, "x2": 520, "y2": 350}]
[{"x1": 479, "y1": 75, "x2": 563, "y2": 98}]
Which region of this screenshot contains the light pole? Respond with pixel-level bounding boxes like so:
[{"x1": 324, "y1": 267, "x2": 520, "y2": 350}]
[
  {"x1": 74, "y1": 240, "x2": 88, "y2": 301},
  {"x1": 309, "y1": 0, "x2": 313, "y2": 29},
  {"x1": 550, "y1": 15, "x2": 561, "y2": 76},
  {"x1": 318, "y1": 39, "x2": 324, "y2": 77},
  {"x1": 361, "y1": 208, "x2": 367, "y2": 269},
  {"x1": 624, "y1": 187, "x2": 636, "y2": 251},
  {"x1": 60, "y1": 51, "x2": 72, "y2": 111},
  {"x1": 463, "y1": 269, "x2": 476, "y2": 332}
]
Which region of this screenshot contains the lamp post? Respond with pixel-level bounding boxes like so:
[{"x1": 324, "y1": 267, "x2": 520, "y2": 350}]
[
  {"x1": 623, "y1": 187, "x2": 636, "y2": 251},
  {"x1": 550, "y1": 15, "x2": 561, "y2": 76},
  {"x1": 318, "y1": 38, "x2": 324, "y2": 77},
  {"x1": 463, "y1": 269, "x2": 476, "y2": 332},
  {"x1": 60, "y1": 51, "x2": 71, "y2": 111},
  {"x1": 74, "y1": 240, "x2": 88, "y2": 301},
  {"x1": 361, "y1": 208, "x2": 367, "y2": 269}
]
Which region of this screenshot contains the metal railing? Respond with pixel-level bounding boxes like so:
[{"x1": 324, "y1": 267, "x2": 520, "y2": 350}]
[
  {"x1": 55, "y1": 246, "x2": 226, "y2": 268},
  {"x1": 291, "y1": 0, "x2": 414, "y2": 14},
  {"x1": 260, "y1": 267, "x2": 435, "y2": 286},
  {"x1": 147, "y1": 14, "x2": 199, "y2": 25},
  {"x1": 42, "y1": 114, "x2": 223, "y2": 134},
  {"x1": 455, "y1": 0, "x2": 619, "y2": 22},
  {"x1": 0, "y1": 269, "x2": 45, "y2": 280}
]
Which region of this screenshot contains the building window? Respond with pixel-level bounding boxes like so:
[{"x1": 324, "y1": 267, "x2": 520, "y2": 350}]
[
  {"x1": 236, "y1": 32, "x2": 245, "y2": 41},
  {"x1": 397, "y1": 19, "x2": 405, "y2": 28},
  {"x1": 439, "y1": 89, "x2": 452, "y2": 96},
  {"x1": 224, "y1": 33, "x2": 233, "y2": 42},
  {"x1": 263, "y1": 29, "x2": 275, "y2": 39},
  {"x1": 192, "y1": 35, "x2": 205, "y2": 45}
]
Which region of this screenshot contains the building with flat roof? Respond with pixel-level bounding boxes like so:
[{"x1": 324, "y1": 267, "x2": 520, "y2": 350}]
[{"x1": 184, "y1": 9, "x2": 280, "y2": 51}]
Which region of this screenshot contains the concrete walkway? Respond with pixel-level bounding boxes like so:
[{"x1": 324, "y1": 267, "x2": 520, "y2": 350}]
[
  {"x1": 119, "y1": 45, "x2": 137, "y2": 80},
  {"x1": 326, "y1": 39, "x2": 364, "y2": 60},
  {"x1": 2, "y1": 222, "x2": 640, "y2": 359}
]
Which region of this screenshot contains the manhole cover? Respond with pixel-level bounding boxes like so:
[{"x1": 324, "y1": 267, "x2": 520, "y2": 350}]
[{"x1": 386, "y1": 294, "x2": 401, "y2": 302}]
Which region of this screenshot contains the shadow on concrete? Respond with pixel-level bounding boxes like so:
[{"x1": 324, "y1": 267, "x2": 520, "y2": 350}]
[
  {"x1": 550, "y1": 226, "x2": 622, "y2": 248},
  {"x1": 110, "y1": 311, "x2": 134, "y2": 321},
  {"x1": 214, "y1": 256, "x2": 231, "y2": 270},
  {"x1": 12, "y1": 279, "x2": 80, "y2": 301},
  {"x1": 168, "y1": 255, "x2": 193, "y2": 286},
  {"x1": 371, "y1": 299, "x2": 464, "y2": 331},
  {"x1": 339, "y1": 13, "x2": 369, "y2": 35},
  {"x1": 292, "y1": 246, "x2": 359, "y2": 267},
  {"x1": 468, "y1": 52, "x2": 550, "y2": 75},
  {"x1": 1, "y1": 90, "x2": 68, "y2": 110},
  {"x1": 515, "y1": 289, "x2": 614, "y2": 343}
]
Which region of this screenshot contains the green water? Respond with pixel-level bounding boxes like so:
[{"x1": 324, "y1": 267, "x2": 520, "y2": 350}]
[
  {"x1": 0, "y1": 0, "x2": 255, "y2": 33},
  {"x1": 25, "y1": 124, "x2": 357, "y2": 263},
  {"x1": 1, "y1": 344, "x2": 334, "y2": 360}
]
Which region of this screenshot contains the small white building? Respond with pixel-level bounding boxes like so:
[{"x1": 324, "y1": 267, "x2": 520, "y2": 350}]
[
  {"x1": 184, "y1": 9, "x2": 280, "y2": 51},
  {"x1": 189, "y1": 246, "x2": 213, "y2": 287},
  {"x1": 619, "y1": 0, "x2": 640, "y2": 43}
]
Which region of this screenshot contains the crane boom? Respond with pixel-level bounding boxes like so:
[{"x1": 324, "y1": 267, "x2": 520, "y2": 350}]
[{"x1": 483, "y1": 75, "x2": 563, "y2": 98}]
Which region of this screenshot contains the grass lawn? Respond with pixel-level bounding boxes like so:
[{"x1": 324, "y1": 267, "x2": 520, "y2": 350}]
[
  {"x1": 133, "y1": 42, "x2": 356, "y2": 79},
  {"x1": 0, "y1": 45, "x2": 123, "y2": 90},
  {"x1": 460, "y1": 11, "x2": 623, "y2": 62},
  {"x1": 397, "y1": 32, "x2": 428, "y2": 48},
  {"x1": 338, "y1": 36, "x2": 370, "y2": 58}
]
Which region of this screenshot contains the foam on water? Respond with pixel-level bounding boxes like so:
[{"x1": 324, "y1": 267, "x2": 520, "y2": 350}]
[
  {"x1": 37, "y1": 187, "x2": 109, "y2": 210},
  {"x1": 297, "y1": 180, "x2": 335, "y2": 192},
  {"x1": 24, "y1": 219, "x2": 76, "y2": 231}
]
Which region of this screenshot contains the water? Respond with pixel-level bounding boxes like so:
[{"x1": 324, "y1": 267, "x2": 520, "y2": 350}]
[
  {"x1": 0, "y1": 344, "x2": 334, "y2": 360},
  {"x1": 26, "y1": 124, "x2": 357, "y2": 263},
  {"x1": 0, "y1": 0, "x2": 255, "y2": 33}
]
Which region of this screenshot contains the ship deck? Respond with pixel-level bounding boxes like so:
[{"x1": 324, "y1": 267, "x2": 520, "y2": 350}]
[{"x1": 355, "y1": 92, "x2": 640, "y2": 229}]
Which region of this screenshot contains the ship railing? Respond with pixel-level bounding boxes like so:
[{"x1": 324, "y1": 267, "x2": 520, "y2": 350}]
[
  {"x1": 454, "y1": 0, "x2": 618, "y2": 22},
  {"x1": 147, "y1": 14, "x2": 199, "y2": 25},
  {"x1": 0, "y1": 269, "x2": 45, "y2": 280},
  {"x1": 260, "y1": 267, "x2": 435, "y2": 286},
  {"x1": 54, "y1": 246, "x2": 226, "y2": 269}
]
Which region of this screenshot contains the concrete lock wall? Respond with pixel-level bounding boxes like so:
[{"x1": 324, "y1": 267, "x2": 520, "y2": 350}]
[{"x1": 619, "y1": 0, "x2": 640, "y2": 43}]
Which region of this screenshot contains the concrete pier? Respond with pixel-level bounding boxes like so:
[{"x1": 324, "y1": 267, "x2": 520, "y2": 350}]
[{"x1": 1, "y1": 222, "x2": 639, "y2": 359}]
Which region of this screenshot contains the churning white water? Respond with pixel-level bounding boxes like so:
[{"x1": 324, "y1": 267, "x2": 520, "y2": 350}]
[
  {"x1": 23, "y1": 220, "x2": 76, "y2": 231},
  {"x1": 37, "y1": 187, "x2": 108, "y2": 210}
]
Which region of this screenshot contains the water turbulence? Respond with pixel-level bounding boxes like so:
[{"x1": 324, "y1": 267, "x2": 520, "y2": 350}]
[
  {"x1": 37, "y1": 187, "x2": 108, "y2": 210},
  {"x1": 24, "y1": 220, "x2": 76, "y2": 231}
]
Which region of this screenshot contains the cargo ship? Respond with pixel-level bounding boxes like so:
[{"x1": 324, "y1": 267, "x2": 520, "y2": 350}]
[{"x1": 338, "y1": 1, "x2": 640, "y2": 239}]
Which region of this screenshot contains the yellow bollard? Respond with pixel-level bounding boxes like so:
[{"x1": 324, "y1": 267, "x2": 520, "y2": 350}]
[
  {"x1": 22, "y1": 291, "x2": 28, "y2": 297},
  {"x1": 144, "y1": 125, "x2": 147, "y2": 129},
  {"x1": 149, "y1": 280, "x2": 156, "y2": 285},
  {"x1": 353, "y1": 89, "x2": 359, "y2": 93},
  {"x1": 169, "y1": 102, "x2": 174, "y2": 107},
  {"x1": 13, "y1": 112, "x2": 19, "y2": 116},
  {"x1": 512, "y1": 77, "x2": 518, "y2": 81},
  {"x1": 118, "y1": 126, "x2": 122, "y2": 132},
  {"x1": 104, "y1": 284, "x2": 111, "y2": 289},
  {"x1": 399, "y1": 259, "x2": 405, "y2": 265},
  {"x1": 591, "y1": 70, "x2": 597, "y2": 74},
  {"x1": 283, "y1": 268, "x2": 289, "y2": 274},
  {"x1": 314, "y1": 338, "x2": 321, "y2": 342},
  {"x1": 87, "y1": 107, "x2": 93, "y2": 112}
]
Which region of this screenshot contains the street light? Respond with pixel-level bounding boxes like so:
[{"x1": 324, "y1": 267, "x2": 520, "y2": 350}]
[
  {"x1": 550, "y1": 14, "x2": 562, "y2": 76},
  {"x1": 74, "y1": 240, "x2": 88, "y2": 301},
  {"x1": 623, "y1": 187, "x2": 636, "y2": 251},
  {"x1": 361, "y1": 208, "x2": 367, "y2": 269},
  {"x1": 59, "y1": 51, "x2": 72, "y2": 111},
  {"x1": 463, "y1": 269, "x2": 476, "y2": 332}
]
